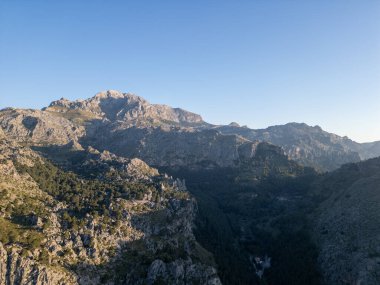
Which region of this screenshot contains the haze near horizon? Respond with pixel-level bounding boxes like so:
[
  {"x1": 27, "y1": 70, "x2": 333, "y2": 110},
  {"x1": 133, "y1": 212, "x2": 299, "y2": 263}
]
[{"x1": 0, "y1": 1, "x2": 379, "y2": 142}]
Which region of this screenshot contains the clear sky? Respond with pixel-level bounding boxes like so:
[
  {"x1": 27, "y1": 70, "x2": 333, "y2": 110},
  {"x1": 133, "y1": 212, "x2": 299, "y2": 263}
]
[{"x1": 0, "y1": 1, "x2": 379, "y2": 142}]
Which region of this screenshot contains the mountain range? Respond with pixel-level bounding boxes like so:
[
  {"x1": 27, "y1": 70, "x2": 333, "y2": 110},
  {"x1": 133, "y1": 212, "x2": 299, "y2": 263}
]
[
  {"x1": 0, "y1": 90, "x2": 379, "y2": 285},
  {"x1": 2, "y1": 90, "x2": 379, "y2": 172}
]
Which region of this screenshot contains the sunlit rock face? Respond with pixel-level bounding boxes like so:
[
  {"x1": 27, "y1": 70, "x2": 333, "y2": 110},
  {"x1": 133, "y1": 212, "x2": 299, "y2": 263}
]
[{"x1": 47, "y1": 90, "x2": 204, "y2": 126}]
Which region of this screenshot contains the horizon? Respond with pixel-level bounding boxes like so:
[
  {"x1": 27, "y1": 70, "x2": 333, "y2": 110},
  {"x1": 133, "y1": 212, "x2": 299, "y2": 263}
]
[{"x1": 1, "y1": 1, "x2": 379, "y2": 143}]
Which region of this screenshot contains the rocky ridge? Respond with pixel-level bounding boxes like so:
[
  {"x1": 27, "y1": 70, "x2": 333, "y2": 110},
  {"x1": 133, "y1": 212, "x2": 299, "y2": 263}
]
[
  {"x1": 0, "y1": 132, "x2": 221, "y2": 285},
  {"x1": 45, "y1": 90, "x2": 205, "y2": 128},
  {"x1": 2, "y1": 90, "x2": 377, "y2": 171},
  {"x1": 0, "y1": 108, "x2": 85, "y2": 145},
  {"x1": 214, "y1": 122, "x2": 366, "y2": 171}
]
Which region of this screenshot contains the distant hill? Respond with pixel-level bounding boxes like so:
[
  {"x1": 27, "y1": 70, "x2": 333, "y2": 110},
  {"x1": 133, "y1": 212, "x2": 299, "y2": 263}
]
[{"x1": 214, "y1": 122, "x2": 380, "y2": 171}]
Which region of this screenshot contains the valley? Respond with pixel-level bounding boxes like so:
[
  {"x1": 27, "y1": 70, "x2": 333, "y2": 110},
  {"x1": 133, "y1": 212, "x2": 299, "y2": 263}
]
[{"x1": 0, "y1": 91, "x2": 379, "y2": 284}]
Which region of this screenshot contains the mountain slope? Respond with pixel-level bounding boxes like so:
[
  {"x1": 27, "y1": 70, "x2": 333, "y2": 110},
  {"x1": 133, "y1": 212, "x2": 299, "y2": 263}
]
[
  {"x1": 214, "y1": 123, "x2": 367, "y2": 171},
  {"x1": 0, "y1": 133, "x2": 221, "y2": 285},
  {"x1": 312, "y1": 157, "x2": 380, "y2": 285},
  {"x1": 163, "y1": 150, "x2": 320, "y2": 285},
  {"x1": 0, "y1": 108, "x2": 85, "y2": 145},
  {"x1": 45, "y1": 90, "x2": 206, "y2": 128}
]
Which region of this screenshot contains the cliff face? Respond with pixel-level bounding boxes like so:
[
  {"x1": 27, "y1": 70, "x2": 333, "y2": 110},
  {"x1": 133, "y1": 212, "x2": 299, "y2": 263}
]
[
  {"x1": 46, "y1": 90, "x2": 205, "y2": 127},
  {"x1": 85, "y1": 126, "x2": 269, "y2": 168},
  {"x1": 0, "y1": 243, "x2": 76, "y2": 285},
  {"x1": 0, "y1": 108, "x2": 85, "y2": 145},
  {"x1": 215, "y1": 123, "x2": 363, "y2": 171}
]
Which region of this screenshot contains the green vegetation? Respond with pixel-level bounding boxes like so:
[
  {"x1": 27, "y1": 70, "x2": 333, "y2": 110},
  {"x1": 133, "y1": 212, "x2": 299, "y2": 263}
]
[
  {"x1": 0, "y1": 217, "x2": 44, "y2": 250},
  {"x1": 11, "y1": 158, "x2": 168, "y2": 241},
  {"x1": 100, "y1": 237, "x2": 190, "y2": 284},
  {"x1": 13, "y1": 157, "x2": 187, "y2": 234},
  {"x1": 164, "y1": 167, "x2": 322, "y2": 285},
  {"x1": 14, "y1": 160, "x2": 157, "y2": 222}
]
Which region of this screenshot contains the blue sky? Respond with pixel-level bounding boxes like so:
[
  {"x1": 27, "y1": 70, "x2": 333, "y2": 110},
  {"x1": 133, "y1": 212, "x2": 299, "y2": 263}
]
[{"x1": 0, "y1": 1, "x2": 379, "y2": 142}]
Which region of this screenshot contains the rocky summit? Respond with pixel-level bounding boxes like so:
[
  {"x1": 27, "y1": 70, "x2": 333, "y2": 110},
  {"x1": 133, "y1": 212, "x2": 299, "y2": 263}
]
[
  {"x1": 45, "y1": 90, "x2": 205, "y2": 128},
  {"x1": 0, "y1": 90, "x2": 379, "y2": 285}
]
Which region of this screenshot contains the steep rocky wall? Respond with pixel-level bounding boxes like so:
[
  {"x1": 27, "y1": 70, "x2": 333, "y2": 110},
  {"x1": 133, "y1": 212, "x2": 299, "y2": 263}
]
[
  {"x1": 0, "y1": 109, "x2": 84, "y2": 145},
  {"x1": 0, "y1": 243, "x2": 77, "y2": 285}
]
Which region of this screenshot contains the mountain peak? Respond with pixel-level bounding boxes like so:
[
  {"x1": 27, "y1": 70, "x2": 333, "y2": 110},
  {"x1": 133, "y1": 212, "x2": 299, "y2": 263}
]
[
  {"x1": 94, "y1": 90, "x2": 124, "y2": 99},
  {"x1": 92, "y1": 90, "x2": 143, "y2": 101},
  {"x1": 45, "y1": 90, "x2": 204, "y2": 127},
  {"x1": 48, "y1": 90, "x2": 144, "y2": 107},
  {"x1": 229, "y1": 122, "x2": 240, "y2": 127}
]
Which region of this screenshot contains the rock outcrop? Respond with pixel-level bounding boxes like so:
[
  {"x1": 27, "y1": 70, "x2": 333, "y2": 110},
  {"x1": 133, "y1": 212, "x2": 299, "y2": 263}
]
[
  {"x1": 146, "y1": 259, "x2": 221, "y2": 285},
  {"x1": 0, "y1": 243, "x2": 77, "y2": 285},
  {"x1": 0, "y1": 108, "x2": 85, "y2": 145},
  {"x1": 0, "y1": 138, "x2": 221, "y2": 284}
]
